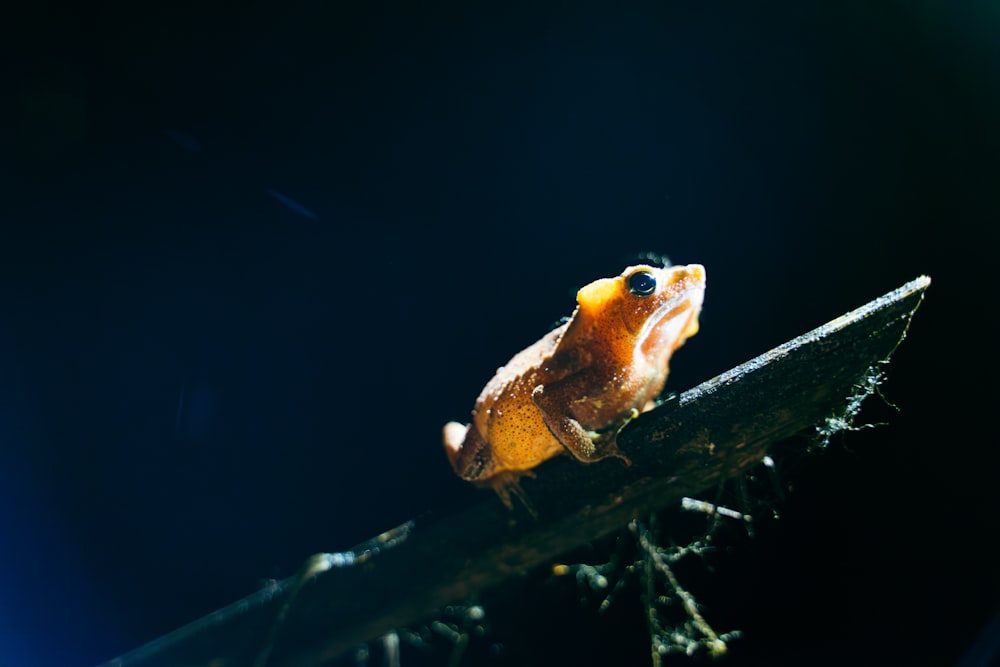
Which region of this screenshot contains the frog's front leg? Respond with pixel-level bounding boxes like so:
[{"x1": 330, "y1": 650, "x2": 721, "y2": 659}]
[{"x1": 531, "y1": 383, "x2": 634, "y2": 465}]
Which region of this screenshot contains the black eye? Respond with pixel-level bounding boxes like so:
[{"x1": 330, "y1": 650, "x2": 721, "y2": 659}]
[{"x1": 628, "y1": 270, "x2": 656, "y2": 296}]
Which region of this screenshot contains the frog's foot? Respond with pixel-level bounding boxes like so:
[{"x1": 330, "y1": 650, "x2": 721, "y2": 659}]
[
  {"x1": 595, "y1": 436, "x2": 633, "y2": 467},
  {"x1": 615, "y1": 409, "x2": 640, "y2": 464},
  {"x1": 594, "y1": 409, "x2": 639, "y2": 466},
  {"x1": 487, "y1": 470, "x2": 538, "y2": 518}
]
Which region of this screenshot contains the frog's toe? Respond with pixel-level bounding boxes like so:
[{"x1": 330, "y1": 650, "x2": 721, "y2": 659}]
[
  {"x1": 600, "y1": 439, "x2": 633, "y2": 467},
  {"x1": 489, "y1": 470, "x2": 538, "y2": 518}
]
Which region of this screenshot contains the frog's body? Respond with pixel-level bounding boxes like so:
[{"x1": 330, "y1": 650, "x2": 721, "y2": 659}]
[{"x1": 443, "y1": 263, "x2": 706, "y2": 512}]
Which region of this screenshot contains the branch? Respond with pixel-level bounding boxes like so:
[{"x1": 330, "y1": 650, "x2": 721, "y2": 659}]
[{"x1": 98, "y1": 276, "x2": 930, "y2": 667}]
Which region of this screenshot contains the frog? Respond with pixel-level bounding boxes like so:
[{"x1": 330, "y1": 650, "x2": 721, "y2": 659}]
[{"x1": 443, "y1": 262, "x2": 706, "y2": 513}]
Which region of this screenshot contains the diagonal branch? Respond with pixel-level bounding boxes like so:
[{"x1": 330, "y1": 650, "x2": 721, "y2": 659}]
[{"x1": 98, "y1": 276, "x2": 930, "y2": 667}]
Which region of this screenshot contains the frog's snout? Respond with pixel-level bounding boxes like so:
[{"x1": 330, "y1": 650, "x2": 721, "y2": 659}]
[
  {"x1": 684, "y1": 263, "x2": 706, "y2": 288},
  {"x1": 675, "y1": 263, "x2": 705, "y2": 338}
]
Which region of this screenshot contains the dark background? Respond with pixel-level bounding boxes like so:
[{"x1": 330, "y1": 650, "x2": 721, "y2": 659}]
[{"x1": 2, "y1": 1, "x2": 997, "y2": 665}]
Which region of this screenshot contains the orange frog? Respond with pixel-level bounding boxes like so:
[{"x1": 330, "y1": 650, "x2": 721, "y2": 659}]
[{"x1": 443, "y1": 262, "x2": 706, "y2": 512}]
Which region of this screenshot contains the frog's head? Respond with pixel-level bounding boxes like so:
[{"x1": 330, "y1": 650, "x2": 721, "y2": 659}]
[{"x1": 577, "y1": 263, "x2": 706, "y2": 359}]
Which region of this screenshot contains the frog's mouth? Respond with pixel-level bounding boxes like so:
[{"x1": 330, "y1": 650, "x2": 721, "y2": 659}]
[{"x1": 635, "y1": 273, "x2": 705, "y2": 357}]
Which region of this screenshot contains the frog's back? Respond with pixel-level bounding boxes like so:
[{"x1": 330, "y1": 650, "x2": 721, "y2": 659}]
[{"x1": 474, "y1": 323, "x2": 565, "y2": 410}]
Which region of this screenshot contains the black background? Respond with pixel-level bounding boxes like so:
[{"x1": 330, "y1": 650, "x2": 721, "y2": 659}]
[{"x1": 2, "y1": 1, "x2": 997, "y2": 665}]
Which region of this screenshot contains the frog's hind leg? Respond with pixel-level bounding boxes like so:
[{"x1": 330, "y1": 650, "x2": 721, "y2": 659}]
[
  {"x1": 443, "y1": 423, "x2": 538, "y2": 517},
  {"x1": 443, "y1": 421, "x2": 471, "y2": 472},
  {"x1": 488, "y1": 470, "x2": 538, "y2": 518},
  {"x1": 443, "y1": 421, "x2": 496, "y2": 481}
]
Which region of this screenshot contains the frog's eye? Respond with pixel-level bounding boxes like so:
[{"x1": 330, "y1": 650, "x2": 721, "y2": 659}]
[{"x1": 627, "y1": 270, "x2": 657, "y2": 296}]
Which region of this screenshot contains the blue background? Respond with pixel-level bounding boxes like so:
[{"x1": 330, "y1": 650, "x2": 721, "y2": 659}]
[{"x1": 2, "y1": 1, "x2": 997, "y2": 665}]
